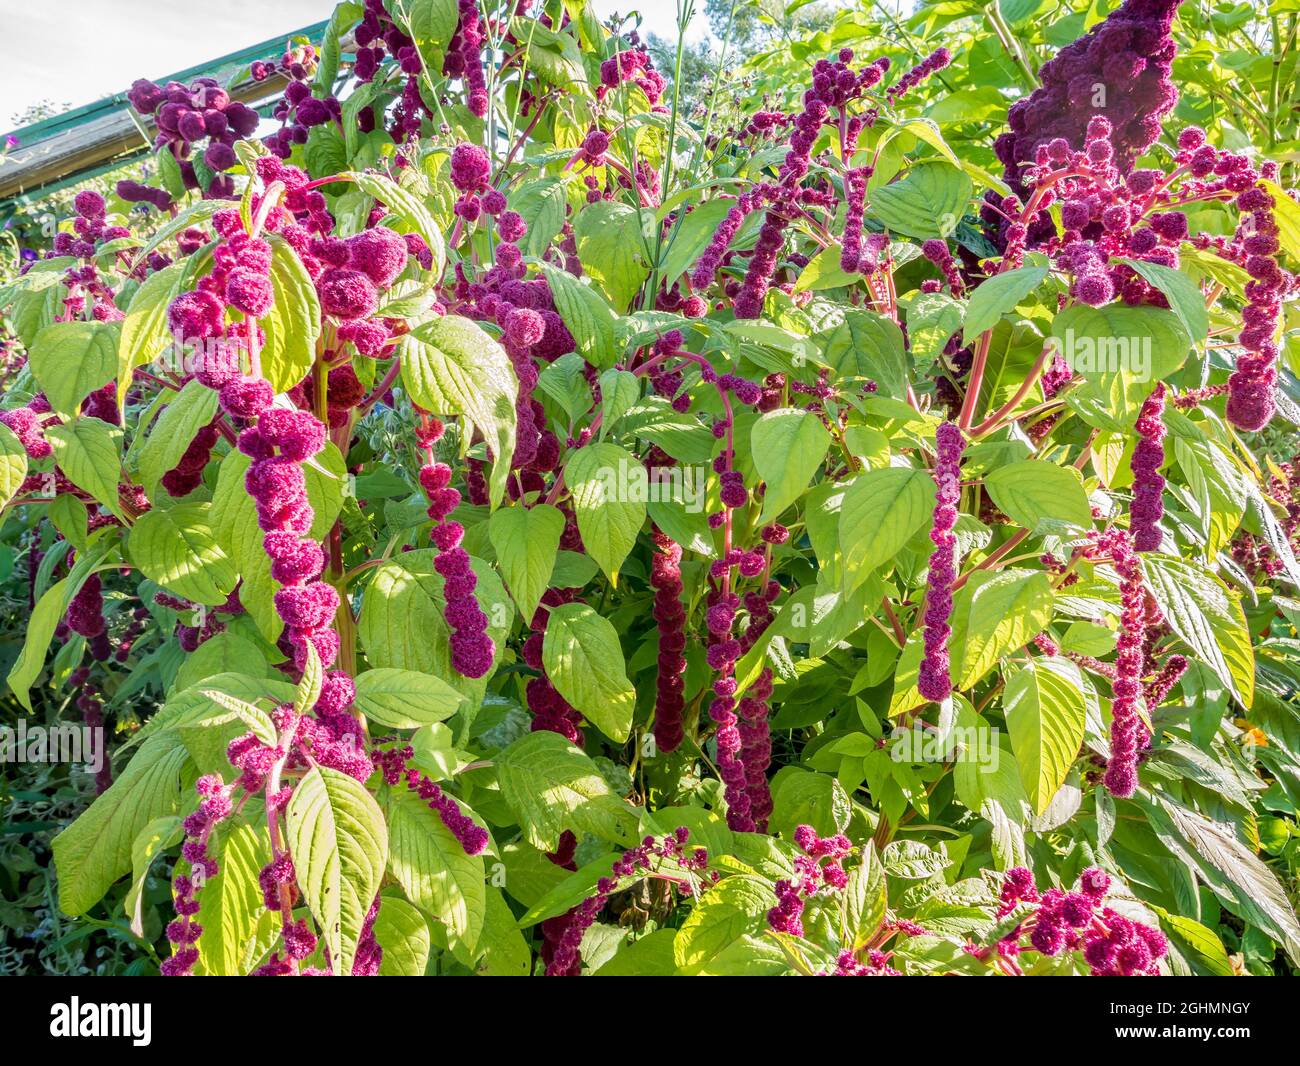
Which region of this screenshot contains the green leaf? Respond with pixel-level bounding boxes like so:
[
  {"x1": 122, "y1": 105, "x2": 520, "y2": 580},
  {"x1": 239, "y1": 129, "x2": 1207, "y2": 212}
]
[
  {"x1": 1004, "y1": 659, "x2": 1087, "y2": 816},
  {"x1": 598, "y1": 368, "x2": 641, "y2": 437},
  {"x1": 487, "y1": 503, "x2": 564, "y2": 622},
  {"x1": 954, "y1": 569, "x2": 1055, "y2": 688},
  {"x1": 1052, "y1": 303, "x2": 1190, "y2": 428},
  {"x1": 542, "y1": 601, "x2": 636, "y2": 743},
  {"x1": 823, "y1": 309, "x2": 908, "y2": 398},
  {"x1": 674, "y1": 876, "x2": 781, "y2": 975},
  {"x1": 194, "y1": 819, "x2": 278, "y2": 975},
  {"x1": 399, "y1": 315, "x2": 517, "y2": 507},
  {"x1": 536, "y1": 352, "x2": 593, "y2": 423},
  {"x1": 839, "y1": 467, "x2": 933, "y2": 589},
  {"x1": 261, "y1": 235, "x2": 322, "y2": 393},
  {"x1": 374, "y1": 895, "x2": 433, "y2": 976},
  {"x1": 962, "y1": 265, "x2": 1047, "y2": 343},
  {"x1": 295, "y1": 639, "x2": 324, "y2": 716},
  {"x1": 45, "y1": 419, "x2": 123, "y2": 515},
  {"x1": 751, "y1": 408, "x2": 832, "y2": 522},
  {"x1": 118, "y1": 265, "x2": 185, "y2": 406},
  {"x1": 347, "y1": 170, "x2": 447, "y2": 276},
  {"x1": 495, "y1": 731, "x2": 641, "y2": 852},
  {"x1": 124, "y1": 816, "x2": 184, "y2": 937},
  {"x1": 870, "y1": 162, "x2": 972, "y2": 239},
  {"x1": 769, "y1": 768, "x2": 851, "y2": 839},
  {"x1": 574, "y1": 201, "x2": 652, "y2": 312},
  {"x1": 905, "y1": 290, "x2": 964, "y2": 363},
  {"x1": 173, "y1": 631, "x2": 271, "y2": 694},
  {"x1": 564, "y1": 442, "x2": 645, "y2": 583},
  {"x1": 658, "y1": 197, "x2": 732, "y2": 286},
  {"x1": 1117, "y1": 259, "x2": 1209, "y2": 342},
  {"x1": 127, "y1": 502, "x2": 238, "y2": 606},
  {"x1": 52, "y1": 733, "x2": 190, "y2": 916},
  {"x1": 1149, "y1": 798, "x2": 1300, "y2": 966},
  {"x1": 984, "y1": 459, "x2": 1092, "y2": 534},
  {"x1": 136, "y1": 378, "x2": 219, "y2": 495},
  {"x1": 386, "y1": 786, "x2": 485, "y2": 954},
  {"x1": 29, "y1": 320, "x2": 119, "y2": 418},
  {"x1": 1154, "y1": 908, "x2": 1234, "y2": 977},
  {"x1": 841, "y1": 843, "x2": 887, "y2": 950},
  {"x1": 474, "y1": 886, "x2": 532, "y2": 975},
  {"x1": 1141, "y1": 554, "x2": 1253, "y2": 707},
  {"x1": 353, "y1": 668, "x2": 465, "y2": 729},
  {"x1": 7, "y1": 577, "x2": 72, "y2": 712},
  {"x1": 508, "y1": 177, "x2": 569, "y2": 258},
  {"x1": 509, "y1": 17, "x2": 586, "y2": 85},
  {"x1": 0, "y1": 422, "x2": 29, "y2": 509},
  {"x1": 49, "y1": 494, "x2": 89, "y2": 549},
  {"x1": 793, "y1": 244, "x2": 859, "y2": 292},
  {"x1": 538, "y1": 262, "x2": 616, "y2": 369},
  {"x1": 286, "y1": 765, "x2": 389, "y2": 975}
]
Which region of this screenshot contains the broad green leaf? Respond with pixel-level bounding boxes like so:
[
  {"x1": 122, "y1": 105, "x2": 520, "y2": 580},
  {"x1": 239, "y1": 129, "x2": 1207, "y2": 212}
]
[
  {"x1": 954, "y1": 569, "x2": 1055, "y2": 688},
  {"x1": 1149, "y1": 798, "x2": 1300, "y2": 965},
  {"x1": 52, "y1": 733, "x2": 190, "y2": 916},
  {"x1": 127, "y1": 502, "x2": 238, "y2": 606},
  {"x1": 374, "y1": 895, "x2": 433, "y2": 976},
  {"x1": 136, "y1": 378, "x2": 219, "y2": 495},
  {"x1": 1004, "y1": 659, "x2": 1088, "y2": 816},
  {"x1": 598, "y1": 368, "x2": 641, "y2": 437},
  {"x1": 194, "y1": 818, "x2": 278, "y2": 975},
  {"x1": 565, "y1": 443, "x2": 645, "y2": 583},
  {"x1": 357, "y1": 549, "x2": 509, "y2": 705},
  {"x1": 962, "y1": 265, "x2": 1047, "y2": 343},
  {"x1": 29, "y1": 320, "x2": 119, "y2": 418},
  {"x1": 542, "y1": 602, "x2": 636, "y2": 743},
  {"x1": 46, "y1": 419, "x2": 123, "y2": 515},
  {"x1": 674, "y1": 876, "x2": 781, "y2": 975},
  {"x1": 260, "y1": 235, "x2": 321, "y2": 392},
  {"x1": 0, "y1": 422, "x2": 30, "y2": 509},
  {"x1": 841, "y1": 843, "x2": 887, "y2": 950},
  {"x1": 474, "y1": 886, "x2": 532, "y2": 975},
  {"x1": 347, "y1": 171, "x2": 447, "y2": 276},
  {"x1": 905, "y1": 290, "x2": 964, "y2": 363},
  {"x1": 984, "y1": 459, "x2": 1092, "y2": 533},
  {"x1": 769, "y1": 768, "x2": 851, "y2": 839},
  {"x1": 353, "y1": 668, "x2": 465, "y2": 729},
  {"x1": 823, "y1": 309, "x2": 908, "y2": 398},
  {"x1": 539, "y1": 261, "x2": 616, "y2": 368},
  {"x1": 117, "y1": 262, "x2": 185, "y2": 405},
  {"x1": 124, "y1": 816, "x2": 184, "y2": 937},
  {"x1": 870, "y1": 162, "x2": 972, "y2": 239},
  {"x1": 1142, "y1": 554, "x2": 1253, "y2": 707},
  {"x1": 386, "y1": 786, "x2": 485, "y2": 954},
  {"x1": 509, "y1": 177, "x2": 569, "y2": 258},
  {"x1": 751, "y1": 408, "x2": 832, "y2": 522},
  {"x1": 488, "y1": 503, "x2": 565, "y2": 622},
  {"x1": 1118, "y1": 259, "x2": 1209, "y2": 342},
  {"x1": 574, "y1": 200, "x2": 653, "y2": 312},
  {"x1": 839, "y1": 467, "x2": 933, "y2": 589},
  {"x1": 286, "y1": 765, "x2": 389, "y2": 975},
  {"x1": 536, "y1": 352, "x2": 593, "y2": 423},
  {"x1": 495, "y1": 731, "x2": 640, "y2": 852},
  {"x1": 399, "y1": 315, "x2": 517, "y2": 507},
  {"x1": 658, "y1": 196, "x2": 732, "y2": 285}
]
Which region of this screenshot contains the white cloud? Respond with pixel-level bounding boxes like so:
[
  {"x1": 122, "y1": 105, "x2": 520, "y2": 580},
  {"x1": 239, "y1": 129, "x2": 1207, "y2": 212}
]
[{"x1": 1, "y1": 1, "x2": 711, "y2": 131}]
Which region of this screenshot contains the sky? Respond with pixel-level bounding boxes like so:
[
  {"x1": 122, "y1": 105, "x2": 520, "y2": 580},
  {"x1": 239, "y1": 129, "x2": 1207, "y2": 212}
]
[{"x1": 0, "y1": 0, "x2": 710, "y2": 130}]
